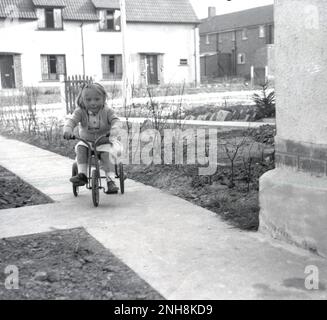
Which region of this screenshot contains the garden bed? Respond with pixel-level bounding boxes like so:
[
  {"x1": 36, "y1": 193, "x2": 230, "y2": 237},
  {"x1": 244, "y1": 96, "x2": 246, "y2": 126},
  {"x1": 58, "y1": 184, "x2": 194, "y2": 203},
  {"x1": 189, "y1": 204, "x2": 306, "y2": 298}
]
[
  {"x1": 0, "y1": 165, "x2": 52, "y2": 210},
  {"x1": 0, "y1": 228, "x2": 164, "y2": 300}
]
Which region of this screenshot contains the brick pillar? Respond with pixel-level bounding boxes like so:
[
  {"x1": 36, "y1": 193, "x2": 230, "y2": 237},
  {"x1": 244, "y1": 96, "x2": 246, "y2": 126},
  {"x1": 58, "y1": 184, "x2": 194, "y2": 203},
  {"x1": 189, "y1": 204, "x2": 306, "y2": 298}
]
[
  {"x1": 259, "y1": 0, "x2": 327, "y2": 256},
  {"x1": 13, "y1": 54, "x2": 23, "y2": 89},
  {"x1": 139, "y1": 54, "x2": 147, "y2": 86},
  {"x1": 158, "y1": 54, "x2": 164, "y2": 85}
]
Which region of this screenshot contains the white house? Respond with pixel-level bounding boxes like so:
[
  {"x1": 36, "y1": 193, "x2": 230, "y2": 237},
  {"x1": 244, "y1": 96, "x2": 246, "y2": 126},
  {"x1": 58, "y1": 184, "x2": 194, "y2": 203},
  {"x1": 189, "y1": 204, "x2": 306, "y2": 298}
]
[{"x1": 0, "y1": 0, "x2": 200, "y2": 90}]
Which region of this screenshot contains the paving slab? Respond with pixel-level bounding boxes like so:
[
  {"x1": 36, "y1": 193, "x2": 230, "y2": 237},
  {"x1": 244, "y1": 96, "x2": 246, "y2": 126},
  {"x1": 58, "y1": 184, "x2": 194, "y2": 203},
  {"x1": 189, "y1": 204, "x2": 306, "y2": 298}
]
[{"x1": 0, "y1": 135, "x2": 327, "y2": 300}]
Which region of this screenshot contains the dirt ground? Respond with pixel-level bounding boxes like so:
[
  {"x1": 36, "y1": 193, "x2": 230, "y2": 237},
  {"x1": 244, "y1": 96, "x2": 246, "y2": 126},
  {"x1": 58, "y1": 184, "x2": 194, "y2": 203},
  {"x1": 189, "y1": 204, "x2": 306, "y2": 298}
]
[
  {"x1": 0, "y1": 166, "x2": 51, "y2": 210},
  {"x1": 0, "y1": 228, "x2": 164, "y2": 300}
]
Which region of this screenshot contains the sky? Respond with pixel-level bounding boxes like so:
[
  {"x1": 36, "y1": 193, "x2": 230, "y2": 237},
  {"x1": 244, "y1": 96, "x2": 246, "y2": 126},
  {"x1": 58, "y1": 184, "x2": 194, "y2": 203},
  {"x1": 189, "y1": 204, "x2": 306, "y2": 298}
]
[{"x1": 189, "y1": 0, "x2": 274, "y2": 19}]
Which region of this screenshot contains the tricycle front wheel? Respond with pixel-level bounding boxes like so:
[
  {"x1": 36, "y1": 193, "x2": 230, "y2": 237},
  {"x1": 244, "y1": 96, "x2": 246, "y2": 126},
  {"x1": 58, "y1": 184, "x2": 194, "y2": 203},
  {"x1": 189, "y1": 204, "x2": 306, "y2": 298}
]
[{"x1": 92, "y1": 169, "x2": 100, "y2": 207}]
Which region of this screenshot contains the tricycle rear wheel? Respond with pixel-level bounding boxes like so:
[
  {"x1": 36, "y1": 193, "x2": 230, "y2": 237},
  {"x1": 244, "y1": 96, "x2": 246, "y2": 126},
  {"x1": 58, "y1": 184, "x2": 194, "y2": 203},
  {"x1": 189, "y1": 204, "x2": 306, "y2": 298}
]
[
  {"x1": 92, "y1": 169, "x2": 100, "y2": 207},
  {"x1": 119, "y1": 163, "x2": 125, "y2": 194}
]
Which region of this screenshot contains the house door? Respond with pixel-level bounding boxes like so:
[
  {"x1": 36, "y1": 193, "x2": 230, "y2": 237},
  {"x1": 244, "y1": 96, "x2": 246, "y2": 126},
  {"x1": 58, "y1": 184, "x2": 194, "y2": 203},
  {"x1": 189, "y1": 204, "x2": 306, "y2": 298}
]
[
  {"x1": 146, "y1": 55, "x2": 158, "y2": 85},
  {"x1": 0, "y1": 55, "x2": 15, "y2": 89},
  {"x1": 231, "y1": 49, "x2": 237, "y2": 76},
  {"x1": 217, "y1": 53, "x2": 232, "y2": 77}
]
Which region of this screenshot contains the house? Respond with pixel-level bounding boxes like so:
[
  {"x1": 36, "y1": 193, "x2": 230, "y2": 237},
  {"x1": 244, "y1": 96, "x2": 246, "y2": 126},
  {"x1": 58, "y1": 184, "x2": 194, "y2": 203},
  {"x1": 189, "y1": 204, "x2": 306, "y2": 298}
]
[
  {"x1": 199, "y1": 5, "x2": 274, "y2": 82},
  {"x1": 0, "y1": 0, "x2": 200, "y2": 90}
]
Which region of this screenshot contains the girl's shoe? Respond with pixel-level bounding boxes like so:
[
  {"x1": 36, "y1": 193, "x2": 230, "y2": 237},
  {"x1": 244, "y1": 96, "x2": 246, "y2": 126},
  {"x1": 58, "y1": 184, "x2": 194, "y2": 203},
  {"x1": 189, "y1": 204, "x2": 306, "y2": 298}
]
[
  {"x1": 105, "y1": 180, "x2": 119, "y2": 194},
  {"x1": 70, "y1": 173, "x2": 88, "y2": 186}
]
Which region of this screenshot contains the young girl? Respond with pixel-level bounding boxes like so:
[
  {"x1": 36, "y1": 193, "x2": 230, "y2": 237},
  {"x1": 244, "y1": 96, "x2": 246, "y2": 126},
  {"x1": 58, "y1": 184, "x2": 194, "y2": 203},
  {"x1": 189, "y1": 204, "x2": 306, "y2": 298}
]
[{"x1": 63, "y1": 83, "x2": 122, "y2": 194}]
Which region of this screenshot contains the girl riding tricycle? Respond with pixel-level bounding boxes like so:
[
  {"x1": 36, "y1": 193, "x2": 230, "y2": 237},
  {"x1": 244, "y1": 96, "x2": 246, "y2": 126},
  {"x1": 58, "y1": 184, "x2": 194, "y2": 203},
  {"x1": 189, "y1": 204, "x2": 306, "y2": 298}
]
[{"x1": 63, "y1": 82, "x2": 125, "y2": 207}]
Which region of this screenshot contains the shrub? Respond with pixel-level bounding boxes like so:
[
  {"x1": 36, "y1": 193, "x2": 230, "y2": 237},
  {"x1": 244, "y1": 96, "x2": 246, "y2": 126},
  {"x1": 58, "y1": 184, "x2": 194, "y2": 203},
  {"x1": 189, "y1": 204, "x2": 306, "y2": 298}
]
[{"x1": 252, "y1": 82, "x2": 275, "y2": 119}]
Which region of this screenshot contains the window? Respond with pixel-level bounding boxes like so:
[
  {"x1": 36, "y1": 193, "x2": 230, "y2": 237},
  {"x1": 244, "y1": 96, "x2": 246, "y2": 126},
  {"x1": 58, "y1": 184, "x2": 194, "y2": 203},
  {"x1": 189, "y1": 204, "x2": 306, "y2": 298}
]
[
  {"x1": 205, "y1": 34, "x2": 210, "y2": 44},
  {"x1": 179, "y1": 59, "x2": 188, "y2": 65},
  {"x1": 218, "y1": 33, "x2": 222, "y2": 43},
  {"x1": 102, "y1": 55, "x2": 123, "y2": 80},
  {"x1": 266, "y1": 24, "x2": 274, "y2": 44},
  {"x1": 45, "y1": 9, "x2": 54, "y2": 28},
  {"x1": 36, "y1": 8, "x2": 63, "y2": 29},
  {"x1": 99, "y1": 10, "x2": 121, "y2": 31},
  {"x1": 231, "y1": 31, "x2": 236, "y2": 42},
  {"x1": 106, "y1": 11, "x2": 114, "y2": 29},
  {"x1": 237, "y1": 53, "x2": 246, "y2": 64},
  {"x1": 259, "y1": 25, "x2": 265, "y2": 38},
  {"x1": 40, "y1": 55, "x2": 66, "y2": 80},
  {"x1": 242, "y1": 28, "x2": 248, "y2": 40}
]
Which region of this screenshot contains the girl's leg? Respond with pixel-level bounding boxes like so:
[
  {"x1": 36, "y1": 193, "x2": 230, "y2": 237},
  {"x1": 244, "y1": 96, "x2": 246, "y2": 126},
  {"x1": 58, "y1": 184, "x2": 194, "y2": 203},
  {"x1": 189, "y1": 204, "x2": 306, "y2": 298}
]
[
  {"x1": 76, "y1": 145, "x2": 88, "y2": 176},
  {"x1": 99, "y1": 152, "x2": 115, "y2": 181},
  {"x1": 99, "y1": 139, "x2": 122, "y2": 176},
  {"x1": 100, "y1": 152, "x2": 118, "y2": 193},
  {"x1": 70, "y1": 145, "x2": 88, "y2": 186}
]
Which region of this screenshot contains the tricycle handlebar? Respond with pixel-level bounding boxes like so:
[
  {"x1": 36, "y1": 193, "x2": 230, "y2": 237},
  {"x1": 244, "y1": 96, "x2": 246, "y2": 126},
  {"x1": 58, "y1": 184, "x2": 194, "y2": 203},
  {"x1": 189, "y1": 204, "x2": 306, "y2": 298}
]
[{"x1": 70, "y1": 134, "x2": 111, "y2": 148}]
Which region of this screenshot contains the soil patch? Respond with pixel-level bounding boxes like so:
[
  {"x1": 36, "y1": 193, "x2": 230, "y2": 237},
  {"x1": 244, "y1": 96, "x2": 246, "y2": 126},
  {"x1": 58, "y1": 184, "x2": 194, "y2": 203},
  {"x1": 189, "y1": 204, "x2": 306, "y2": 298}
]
[
  {"x1": 0, "y1": 228, "x2": 164, "y2": 300},
  {"x1": 0, "y1": 165, "x2": 52, "y2": 210}
]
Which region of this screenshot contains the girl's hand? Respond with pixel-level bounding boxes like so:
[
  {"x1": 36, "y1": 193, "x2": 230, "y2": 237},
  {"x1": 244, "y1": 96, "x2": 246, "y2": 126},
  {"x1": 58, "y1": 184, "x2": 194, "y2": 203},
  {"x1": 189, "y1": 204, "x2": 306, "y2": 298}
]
[
  {"x1": 98, "y1": 136, "x2": 110, "y2": 145},
  {"x1": 63, "y1": 130, "x2": 74, "y2": 140}
]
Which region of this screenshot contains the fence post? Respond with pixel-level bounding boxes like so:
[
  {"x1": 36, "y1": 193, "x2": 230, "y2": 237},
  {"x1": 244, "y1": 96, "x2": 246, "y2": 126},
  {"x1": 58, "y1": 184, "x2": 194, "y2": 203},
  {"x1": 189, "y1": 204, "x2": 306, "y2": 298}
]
[
  {"x1": 59, "y1": 74, "x2": 67, "y2": 114},
  {"x1": 92, "y1": 74, "x2": 98, "y2": 83},
  {"x1": 250, "y1": 65, "x2": 254, "y2": 88},
  {"x1": 265, "y1": 65, "x2": 269, "y2": 83}
]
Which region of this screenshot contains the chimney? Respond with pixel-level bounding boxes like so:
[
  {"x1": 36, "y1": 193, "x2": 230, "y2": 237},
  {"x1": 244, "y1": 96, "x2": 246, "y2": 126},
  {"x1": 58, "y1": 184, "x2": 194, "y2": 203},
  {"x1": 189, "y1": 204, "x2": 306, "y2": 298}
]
[{"x1": 208, "y1": 6, "x2": 216, "y2": 18}]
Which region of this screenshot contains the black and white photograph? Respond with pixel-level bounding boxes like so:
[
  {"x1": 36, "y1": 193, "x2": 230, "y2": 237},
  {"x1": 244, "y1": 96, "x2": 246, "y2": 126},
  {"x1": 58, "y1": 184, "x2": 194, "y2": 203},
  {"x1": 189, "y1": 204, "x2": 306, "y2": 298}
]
[{"x1": 0, "y1": 0, "x2": 326, "y2": 305}]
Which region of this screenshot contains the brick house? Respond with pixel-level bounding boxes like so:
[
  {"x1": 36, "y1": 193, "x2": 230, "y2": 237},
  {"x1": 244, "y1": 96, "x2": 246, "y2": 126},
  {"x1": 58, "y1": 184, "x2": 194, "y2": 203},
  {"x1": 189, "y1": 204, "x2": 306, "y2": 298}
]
[
  {"x1": 0, "y1": 0, "x2": 200, "y2": 90},
  {"x1": 199, "y1": 5, "x2": 274, "y2": 82}
]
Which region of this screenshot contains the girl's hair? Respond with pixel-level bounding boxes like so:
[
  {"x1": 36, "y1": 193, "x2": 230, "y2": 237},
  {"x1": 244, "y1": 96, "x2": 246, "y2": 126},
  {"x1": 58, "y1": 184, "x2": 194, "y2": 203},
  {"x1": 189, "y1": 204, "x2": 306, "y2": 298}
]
[{"x1": 76, "y1": 82, "x2": 107, "y2": 109}]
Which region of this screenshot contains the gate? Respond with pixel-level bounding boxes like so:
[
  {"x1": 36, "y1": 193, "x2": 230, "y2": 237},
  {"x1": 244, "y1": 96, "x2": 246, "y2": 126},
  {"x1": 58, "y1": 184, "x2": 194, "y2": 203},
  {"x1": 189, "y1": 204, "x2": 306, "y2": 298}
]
[
  {"x1": 64, "y1": 75, "x2": 93, "y2": 114},
  {"x1": 253, "y1": 67, "x2": 266, "y2": 86}
]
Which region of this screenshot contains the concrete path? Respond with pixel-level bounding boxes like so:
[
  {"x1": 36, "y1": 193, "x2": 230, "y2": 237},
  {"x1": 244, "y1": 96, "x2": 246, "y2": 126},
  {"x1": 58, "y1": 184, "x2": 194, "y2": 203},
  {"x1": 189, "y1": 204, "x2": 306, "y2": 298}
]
[
  {"x1": 121, "y1": 117, "x2": 275, "y2": 130},
  {"x1": 0, "y1": 135, "x2": 326, "y2": 300}
]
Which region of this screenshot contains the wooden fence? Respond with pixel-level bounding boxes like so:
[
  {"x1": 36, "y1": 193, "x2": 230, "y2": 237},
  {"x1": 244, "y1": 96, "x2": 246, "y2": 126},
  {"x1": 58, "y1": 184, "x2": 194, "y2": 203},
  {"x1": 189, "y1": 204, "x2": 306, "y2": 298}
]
[{"x1": 64, "y1": 75, "x2": 93, "y2": 114}]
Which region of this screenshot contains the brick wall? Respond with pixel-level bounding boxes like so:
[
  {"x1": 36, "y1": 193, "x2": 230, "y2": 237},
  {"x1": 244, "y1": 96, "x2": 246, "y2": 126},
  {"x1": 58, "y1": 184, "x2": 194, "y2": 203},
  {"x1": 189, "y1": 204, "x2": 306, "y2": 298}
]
[
  {"x1": 276, "y1": 138, "x2": 327, "y2": 177},
  {"x1": 200, "y1": 24, "x2": 274, "y2": 79}
]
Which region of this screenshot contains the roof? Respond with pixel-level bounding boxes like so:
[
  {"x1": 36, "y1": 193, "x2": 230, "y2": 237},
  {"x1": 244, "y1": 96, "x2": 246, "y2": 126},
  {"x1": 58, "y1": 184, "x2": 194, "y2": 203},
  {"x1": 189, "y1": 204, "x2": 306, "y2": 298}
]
[
  {"x1": 32, "y1": 0, "x2": 66, "y2": 7},
  {"x1": 0, "y1": 0, "x2": 37, "y2": 20},
  {"x1": 91, "y1": 0, "x2": 119, "y2": 9},
  {"x1": 0, "y1": 0, "x2": 199, "y2": 24},
  {"x1": 63, "y1": 0, "x2": 99, "y2": 21},
  {"x1": 199, "y1": 5, "x2": 274, "y2": 34},
  {"x1": 126, "y1": 0, "x2": 199, "y2": 24}
]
